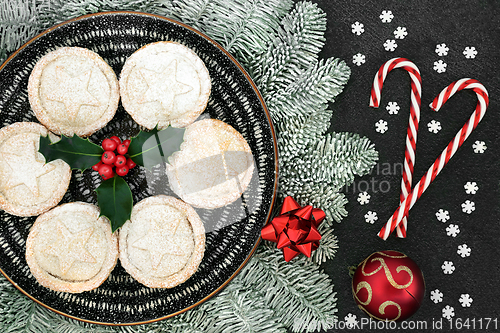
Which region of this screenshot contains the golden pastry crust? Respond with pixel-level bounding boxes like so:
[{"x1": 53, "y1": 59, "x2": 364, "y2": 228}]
[
  {"x1": 25, "y1": 202, "x2": 119, "y2": 293},
  {"x1": 0, "y1": 122, "x2": 71, "y2": 216},
  {"x1": 28, "y1": 47, "x2": 119, "y2": 137},
  {"x1": 166, "y1": 119, "x2": 254, "y2": 209},
  {"x1": 119, "y1": 195, "x2": 205, "y2": 288},
  {"x1": 119, "y1": 41, "x2": 211, "y2": 130}
]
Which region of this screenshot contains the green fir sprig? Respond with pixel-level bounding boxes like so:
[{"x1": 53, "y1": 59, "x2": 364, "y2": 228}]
[{"x1": 0, "y1": 0, "x2": 39, "y2": 61}]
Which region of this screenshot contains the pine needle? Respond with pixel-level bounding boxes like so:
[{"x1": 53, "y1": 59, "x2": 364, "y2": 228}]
[
  {"x1": 0, "y1": 0, "x2": 39, "y2": 58},
  {"x1": 36, "y1": 0, "x2": 173, "y2": 30},
  {"x1": 237, "y1": 248, "x2": 338, "y2": 332}
]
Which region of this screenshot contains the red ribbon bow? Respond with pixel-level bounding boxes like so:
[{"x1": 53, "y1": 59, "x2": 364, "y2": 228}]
[{"x1": 261, "y1": 196, "x2": 325, "y2": 262}]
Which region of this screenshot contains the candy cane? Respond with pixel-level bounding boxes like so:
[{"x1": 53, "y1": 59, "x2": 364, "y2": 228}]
[
  {"x1": 370, "y1": 57, "x2": 422, "y2": 238},
  {"x1": 378, "y1": 78, "x2": 489, "y2": 240}
]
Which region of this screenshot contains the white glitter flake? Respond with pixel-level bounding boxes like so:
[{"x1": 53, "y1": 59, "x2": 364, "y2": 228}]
[
  {"x1": 427, "y1": 120, "x2": 442, "y2": 133},
  {"x1": 386, "y1": 101, "x2": 400, "y2": 114},
  {"x1": 357, "y1": 191, "x2": 371, "y2": 205},
  {"x1": 459, "y1": 294, "x2": 473, "y2": 307},
  {"x1": 430, "y1": 289, "x2": 444, "y2": 303},
  {"x1": 461, "y1": 200, "x2": 475, "y2": 214},
  {"x1": 457, "y1": 244, "x2": 471, "y2": 258},
  {"x1": 375, "y1": 120, "x2": 388, "y2": 133},
  {"x1": 394, "y1": 27, "x2": 408, "y2": 39},
  {"x1": 364, "y1": 211, "x2": 378, "y2": 224},
  {"x1": 442, "y1": 305, "x2": 455, "y2": 320},
  {"x1": 344, "y1": 313, "x2": 359, "y2": 329},
  {"x1": 353, "y1": 53, "x2": 366, "y2": 66},
  {"x1": 383, "y1": 39, "x2": 398, "y2": 52},
  {"x1": 463, "y1": 46, "x2": 478, "y2": 59},
  {"x1": 352, "y1": 22, "x2": 364, "y2": 35},
  {"x1": 441, "y1": 261, "x2": 455, "y2": 274},
  {"x1": 436, "y1": 209, "x2": 450, "y2": 222},
  {"x1": 446, "y1": 224, "x2": 460, "y2": 237},
  {"x1": 433, "y1": 60, "x2": 447, "y2": 73},
  {"x1": 435, "y1": 43, "x2": 449, "y2": 56},
  {"x1": 472, "y1": 140, "x2": 487, "y2": 153},
  {"x1": 380, "y1": 10, "x2": 394, "y2": 23},
  {"x1": 464, "y1": 181, "x2": 478, "y2": 194}
]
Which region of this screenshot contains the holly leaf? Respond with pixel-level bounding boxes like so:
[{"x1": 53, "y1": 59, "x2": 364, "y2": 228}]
[
  {"x1": 95, "y1": 176, "x2": 133, "y2": 233},
  {"x1": 39, "y1": 134, "x2": 103, "y2": 171},
  {"x1": 128, "y1": 126, "x2": 185, "y2": 169}
]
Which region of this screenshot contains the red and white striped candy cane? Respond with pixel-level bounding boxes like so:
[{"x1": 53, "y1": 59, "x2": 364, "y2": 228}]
[
  {"x1": 378, "y1": 78, "x2": 489, "y2": 240},
  {"x1": 370, "y1": 57, "x2": 422, "y2": 238}
]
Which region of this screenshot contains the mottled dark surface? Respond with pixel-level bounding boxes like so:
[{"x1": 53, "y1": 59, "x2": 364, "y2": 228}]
[{"x1": 313, "y1": 1, "x2": 500, "y2": 331}]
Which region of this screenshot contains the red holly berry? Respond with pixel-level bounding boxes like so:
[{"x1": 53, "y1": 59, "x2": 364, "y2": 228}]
[
  {"x1": 116, "y1": 165, "x2": 129, "y2": 177},
  {"x1": 122, "y1": 139, "x2": 131, "y2": 147},
  {"x1": 98, "y1": 164, "x2": 115, "y2": 180},
  {"x1": 110, "y1": 136, "x2": 121, "y2": 145},
  {"x1": 126, "y1": 158, "x2": 136, "y2": 169},
  {"x1": 114, "y1": 154, "x2": 127, "y2": 167},
  {"x1": 116, "y1": 143, "x2": 128, "y2": 155},
  {"x1": 92, "y1": 161, "x2": 102, "y2": 171},
  {"x1": 102, "y1": 138, "x2": 118, "y2": 151},
  {"x1": 102, "y1": 151, "x2": 116, "y2": 165}
]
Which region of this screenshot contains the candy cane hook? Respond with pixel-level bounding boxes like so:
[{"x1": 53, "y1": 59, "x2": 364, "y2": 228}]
[
  {"x1": 378, "y1": 78, "x2": 489, "y2": 240},
  {"x1": 370, "y1": 57, "x2": 422, "y2": 238}
]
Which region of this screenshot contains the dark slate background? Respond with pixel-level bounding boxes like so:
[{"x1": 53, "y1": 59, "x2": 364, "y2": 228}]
[{"x1": 307, "y1": 0, "x2": 500, "y2": 331}]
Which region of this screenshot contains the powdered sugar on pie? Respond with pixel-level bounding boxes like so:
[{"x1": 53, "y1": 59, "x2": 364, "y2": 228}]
[
  {"x1": 25, "y1": 202, "x2": 119, "y2": 293},
  {"x1": 166, "y1": 119, "x2": 254, "y2": 209},
  {"x1": 0, "y1": 122, "x2": 71, "y2": 216},
  {"x1": 119, "y1": 195, "x2": 205, "y2": 288},
  {"x1": 119, "y1": 41, "x2": 211, "y2": 129},
  {"x1": 28, "y1": 47, "x2": 119, "y2": 137}
]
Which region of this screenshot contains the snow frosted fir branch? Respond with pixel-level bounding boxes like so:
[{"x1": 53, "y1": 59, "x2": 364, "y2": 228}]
[
  {"x1": 245, "y1": 2, "x2": 378, "y2": 263},
  {"x1": 0, "y1": 0, "x2": 39, "y2": 60},
  {"x1": 0, "y1": 1, "x2": 378, "y2": 333}
]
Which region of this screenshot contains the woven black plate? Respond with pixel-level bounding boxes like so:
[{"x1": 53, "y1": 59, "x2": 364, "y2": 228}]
[{"x1": 0, "y1": 12, "x2": 277, "y2": 325}]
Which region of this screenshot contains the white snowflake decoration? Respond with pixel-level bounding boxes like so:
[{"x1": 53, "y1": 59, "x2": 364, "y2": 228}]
[
  {"x1": 380, "y1": 10, "x2": 394, "y2": 23},
  {"x1": 353, "y1": 53, "x2": 366, "y2": 66},
  {"x1": 457, "y1": 244, "x2": 471, "y2": 258},
  {"x1": 446, "y1": 224, "x2": 460, "y2": 237},
  {"x1": 461, "y1": 200, "x2": 475, "y2": 214},
  {"x1": 383, "y1": 39, "x2": 397, "y2": 52},
  {"x1": 375, "y1": 120, "x2": 388, "y2": 133},
  {"x1": 394, "y1": 27, "x2": 407, "y2": 39},
  {"x1": 364, "y1": 211, "x2": 378, "y2": 224},
  {"x1": 463, "y1": 46, "x2": 478, "y2": 59},
  {"x1": 433, "y1": 60, "x2": 447, "y2": 73},
  {"x1": 352, "y1": 21, "x2": 364, "y2": 35},
  {"x1": 435, "y1": 43, "x2": 449, "y2": 56},
  {"x1": 357, "y1": 191, "x2": 371, "y2": 205},
  {"x1": 472, "y1": 140, "x2": 487, "y2": 153},
  {"x1": 464, "y1": 181, "x2": 478, "y2": 194},
  {"x1": 427, "y1": 120, "x2": 442, "y2": 133},
  {"x1": 441, "y1": 261, "x2": 455, "y2": 274},
  {"x1": 442, "y1": 305, "x2": 455, "y2": 320},
  {"x1": 436, "y1": 209, "x2": 450, "y2": 223},
  {"x1": 430, "y1": 289, "x2": 444, "y2": 303},
  {"x1": 459, "y1": 294, "x2": 473, "y2": 307},
  {"x1": 344, "y1": 313, "x2": 359, "y2": 329},
  {"x1": 386, "y1": 101, "x2": 400, "y2": 115}
]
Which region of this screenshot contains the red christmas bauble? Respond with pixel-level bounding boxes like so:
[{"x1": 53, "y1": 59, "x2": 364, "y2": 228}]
[{"x1": 352, "y1": 250, "x2": 425, "y2": 322}]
